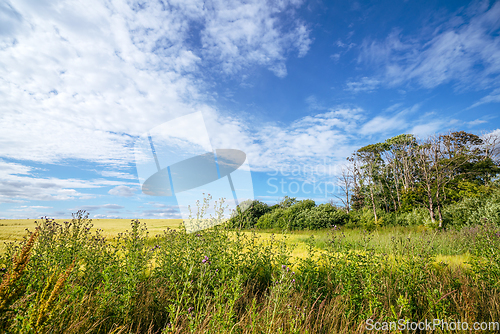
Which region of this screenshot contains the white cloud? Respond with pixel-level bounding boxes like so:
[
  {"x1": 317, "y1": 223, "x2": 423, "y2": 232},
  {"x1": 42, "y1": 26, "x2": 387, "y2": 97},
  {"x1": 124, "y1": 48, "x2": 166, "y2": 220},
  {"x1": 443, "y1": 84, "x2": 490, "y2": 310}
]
[
  {"x1": 330, "y1": 53, "x2": 340, "y2": 62},
  {"x1": 108, "y1": 185, "x2": 136, "y2": 197},
  {"x1": 93, "y1": 214, "x2": 122, "y2": 218},
  {"x1": 357, "y1": 2, "x2": 500, "y2": 91},
  {"x1": 469, "y1": 88, "x2": 500, "y2": 108},
  {"x1": 0, "y1": 0, "x2": 311, "y2": 169},
  {"x1": 99, "y1": 171, "x2": 137, "y2": 179},
  {"x1": 141, "y1": 205, "x2": 181, "y2": 218},
  {"x1": 410, "y1": 121, "x2": 446, "y2": 138},
  {"x1": 201, "y1": 0, "x2": 311, "y2": 76},
  {"x1": 359, "y1": 103, "x2": 422, "y2": 135},
  {"x1": 468, "y1": 119, "x2": 488, "y2": 126},
  {"x1": 384, "y1": 103, "x2": 404, "y2": 113},
  {"x1": 360, "y1": 115, "x2": 407, "y2": 135},
  {"x1": 345, "y1": 77, "x2": 380, "y2": 93},
  {"x1": 204, "y1": 106, "x2": 364, "y2": 176},
  {"x1": 0, "y1": 159, "x2": 133, "y2": 203},
  {"x1": 77, "y1": 204, "x2": 124, "y2": 211}
]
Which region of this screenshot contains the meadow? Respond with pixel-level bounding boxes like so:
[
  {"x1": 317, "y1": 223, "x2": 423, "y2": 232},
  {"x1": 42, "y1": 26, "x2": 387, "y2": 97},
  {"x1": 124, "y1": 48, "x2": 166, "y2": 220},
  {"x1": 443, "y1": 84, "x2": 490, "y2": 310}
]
[
  {"x1": 0, "y1": 218, "x2": 472, "y2": 266},
  {"x1": 1, "y1": 205, "x2": 499, "y2": 333}
]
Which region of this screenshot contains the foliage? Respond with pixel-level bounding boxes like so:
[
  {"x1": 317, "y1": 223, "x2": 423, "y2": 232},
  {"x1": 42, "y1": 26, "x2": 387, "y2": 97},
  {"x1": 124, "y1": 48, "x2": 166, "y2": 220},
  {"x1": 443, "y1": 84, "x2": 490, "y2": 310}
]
[
  {"x1": 443, "y1": 187, "x2": 500, "y2": 227},
  {"x1": 469, "y1": 223, "x2": 500, "y2": 289},
  {"x1": 256, "y1": 199, "x2": 316, "y2": 230},
  {"x1": 293, "y1": 203, "x2": 349, "y2": 230},
  {"x1": 226, "y1": 199, "x2": 272, "y2": 228},
  {"x1": 344, "y1": 130, "x2": 500, "y2": 228}
]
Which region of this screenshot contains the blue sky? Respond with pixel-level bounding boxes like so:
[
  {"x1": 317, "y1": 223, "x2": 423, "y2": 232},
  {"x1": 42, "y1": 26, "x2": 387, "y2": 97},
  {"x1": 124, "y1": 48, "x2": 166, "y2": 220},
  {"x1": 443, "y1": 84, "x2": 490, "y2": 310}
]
[{"x1": 0, "y1": 0, "x2": 499, "y2": 219}]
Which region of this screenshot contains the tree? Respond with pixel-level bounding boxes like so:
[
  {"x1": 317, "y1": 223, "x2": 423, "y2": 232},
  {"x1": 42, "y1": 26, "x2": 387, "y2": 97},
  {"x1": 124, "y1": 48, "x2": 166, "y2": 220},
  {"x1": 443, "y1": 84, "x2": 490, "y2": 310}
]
[
  {"x1": 355, "y1": 143, "x2": 386, "y2": 222},
  {"x1": 335, "y1": 164, "x2": 355, "y2": 213},
  {"x1": 414, "y1": 131, "x2": 496, "y2": 227}
]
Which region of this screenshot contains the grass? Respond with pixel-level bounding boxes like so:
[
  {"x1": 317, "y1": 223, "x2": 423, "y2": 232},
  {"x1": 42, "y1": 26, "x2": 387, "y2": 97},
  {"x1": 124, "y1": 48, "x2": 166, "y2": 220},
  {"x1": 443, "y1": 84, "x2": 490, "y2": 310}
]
[{"x1": 238, "y1": 226, "x2": 473, "y2": 266}]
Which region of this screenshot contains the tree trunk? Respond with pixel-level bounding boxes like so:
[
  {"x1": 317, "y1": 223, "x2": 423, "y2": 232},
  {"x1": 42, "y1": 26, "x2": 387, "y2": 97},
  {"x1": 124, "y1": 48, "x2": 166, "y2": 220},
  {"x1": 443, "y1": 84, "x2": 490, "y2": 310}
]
[
  {"x1": 394, "y1": 165, "x2": 401, "y2": 209},
  {"x1": 426, "y1": 183, "x2": 436, "y2": 223},
  {"x1": 435, "y1": 186, "x2": 444, "y2": 227},
  {"x1": 370, "y1": 184, "x2": 378, "y2": 222}
]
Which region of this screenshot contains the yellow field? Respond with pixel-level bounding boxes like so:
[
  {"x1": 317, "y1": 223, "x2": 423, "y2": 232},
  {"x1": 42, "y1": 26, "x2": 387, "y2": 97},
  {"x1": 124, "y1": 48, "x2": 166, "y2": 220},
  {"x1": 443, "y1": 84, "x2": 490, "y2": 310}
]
[{"x1": 0, "y1": 218, "x2": 182, "y2": 252}]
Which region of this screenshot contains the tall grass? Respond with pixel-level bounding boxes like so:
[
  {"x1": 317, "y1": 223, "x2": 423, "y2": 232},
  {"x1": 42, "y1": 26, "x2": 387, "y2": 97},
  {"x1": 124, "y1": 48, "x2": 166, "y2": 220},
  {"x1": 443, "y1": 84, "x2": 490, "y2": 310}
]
[{"x1": 0, "y1": 199, "x2": 499, "y2": 333}]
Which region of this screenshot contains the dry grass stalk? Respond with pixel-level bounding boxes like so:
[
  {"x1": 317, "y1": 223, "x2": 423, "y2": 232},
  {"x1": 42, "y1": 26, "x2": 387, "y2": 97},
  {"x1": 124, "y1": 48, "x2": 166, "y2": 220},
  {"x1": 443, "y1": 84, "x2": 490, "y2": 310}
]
[
  {"x1": 34, "y1": 260, "x2": 75, "y2": 330},
  {"x1": 0, "y1": 230, "x2": 38, "y2": 313}
]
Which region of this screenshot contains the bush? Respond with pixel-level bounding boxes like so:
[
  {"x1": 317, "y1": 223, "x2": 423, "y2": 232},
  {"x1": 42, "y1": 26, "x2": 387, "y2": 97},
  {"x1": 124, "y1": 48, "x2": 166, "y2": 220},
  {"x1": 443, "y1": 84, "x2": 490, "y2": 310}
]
[
  {"x1": 347, "y1": 208, "x2": 376, "y2": 229},
  {"x1": 256, "y1": 199, "x2": 316, "y2": 230},
  {"x1": 399, "y1": 207, "x2": 431, "y2": 226},
  {"x1": 227, "y1": 200, "x2": 272, "y2": 228},
  {"x1": 294, "y1": 204, "x2": 348, "y2": 230},
  {"x1": 443, "y1": 188, "x2": 500, "y2": 227},
  {"x1": 256, "y1": 207, "x2": 287, "y2": 229}
]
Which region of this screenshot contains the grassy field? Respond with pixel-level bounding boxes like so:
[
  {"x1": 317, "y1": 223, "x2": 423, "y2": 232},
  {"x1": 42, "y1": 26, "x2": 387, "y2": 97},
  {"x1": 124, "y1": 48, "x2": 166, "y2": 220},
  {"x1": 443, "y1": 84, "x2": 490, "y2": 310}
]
[
  {"x1": 0, "y1": 212, "x2": 498, "y2": 333},
  {"x1": 1, "y1": 218, "x2": 471, "y2": 266}
]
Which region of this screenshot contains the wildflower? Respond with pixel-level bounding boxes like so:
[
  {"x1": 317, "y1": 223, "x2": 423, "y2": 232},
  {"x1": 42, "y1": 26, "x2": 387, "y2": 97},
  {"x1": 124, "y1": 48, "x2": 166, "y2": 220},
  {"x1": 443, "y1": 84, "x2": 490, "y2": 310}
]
[
  {"x1": 202, "y1": 256, "x2": 211, "y2": 265},
  {"x1": 281, "y1": 265, "x2": 287, "y2": 270},
  {"x1": 188, "y1": 307, "x2": 193, "y2": 314},
  {"x1": 292, "y1": 279, "x2": 295, "y2": 283}
]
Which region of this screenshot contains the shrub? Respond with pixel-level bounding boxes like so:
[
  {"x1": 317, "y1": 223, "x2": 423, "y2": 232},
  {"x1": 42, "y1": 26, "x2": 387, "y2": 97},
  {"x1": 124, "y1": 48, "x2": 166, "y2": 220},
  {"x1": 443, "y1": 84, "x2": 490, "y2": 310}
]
[
  {"x1": 256, "y1": 199, "x2": 316, "y2": 230},
  {"x1": 294, "y1": 204, "x2": 348, "y2": 230},
  {"x1": 443, "y1": 188, "x2": 500, "y2": 227},
  {"x1": 256, "y1": 207, "x2": 287, "y2": 229},
  {"x1": 227, "y1": 200, "x2": 272, "y2": 228},
  {"x1": 399, "y1": 207, "x2": 431, "y2": 226},
  {"x1": 469, "y1": 223, "x2": 500, "y2": 288}
]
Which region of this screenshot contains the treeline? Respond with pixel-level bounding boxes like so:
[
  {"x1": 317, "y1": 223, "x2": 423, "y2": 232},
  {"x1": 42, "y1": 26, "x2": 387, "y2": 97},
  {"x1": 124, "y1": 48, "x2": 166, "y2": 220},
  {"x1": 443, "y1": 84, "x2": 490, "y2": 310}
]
[
  {"x1": 230, "y1": 130, "x2": 500, "y2": 230},
  {"x1": 227, "y1": 197, "x2": 348, "y2": 230},
  {"x1": 342, "y1": 131, "x2": 500, "y2": 228}
]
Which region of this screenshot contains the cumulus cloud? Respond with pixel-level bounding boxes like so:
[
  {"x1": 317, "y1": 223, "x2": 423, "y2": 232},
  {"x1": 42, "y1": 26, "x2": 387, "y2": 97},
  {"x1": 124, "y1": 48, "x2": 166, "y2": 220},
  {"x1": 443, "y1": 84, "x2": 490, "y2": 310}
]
[
  {"x1": 201, "y1": 0, "x2": 311, "y2": 76},
  {"x1": 0, "y1": 159, "x2": 132, "y2": 203},
  {"x1": 108, "y1": 185, "x2": 136, "y2": 197},
  {"x1": 0, "y1": 0, "x2": 312, "y2": 168}
]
